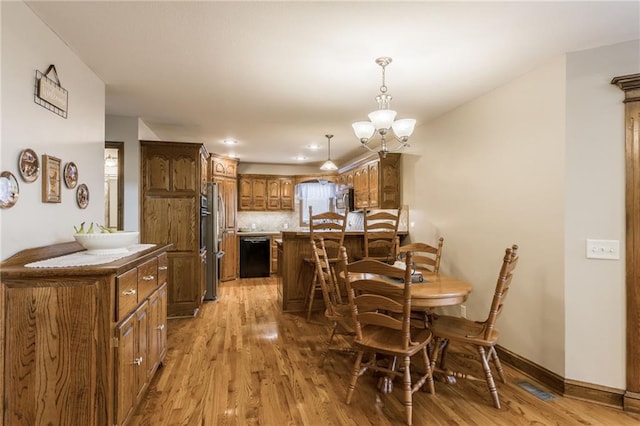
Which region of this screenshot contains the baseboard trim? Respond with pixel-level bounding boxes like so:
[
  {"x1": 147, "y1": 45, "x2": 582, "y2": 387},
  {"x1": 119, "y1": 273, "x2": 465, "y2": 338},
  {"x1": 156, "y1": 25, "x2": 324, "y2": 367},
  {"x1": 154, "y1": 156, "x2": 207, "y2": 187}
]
[
  {"x1": 496, "y1": 345, "x2": 564, "y2": 394},
  {"x1": 624, "y1": 391, "x2": 640, "y2": 413},
  {"x1": 496, "y1": 345, "x2": 625, "y2": 409}
]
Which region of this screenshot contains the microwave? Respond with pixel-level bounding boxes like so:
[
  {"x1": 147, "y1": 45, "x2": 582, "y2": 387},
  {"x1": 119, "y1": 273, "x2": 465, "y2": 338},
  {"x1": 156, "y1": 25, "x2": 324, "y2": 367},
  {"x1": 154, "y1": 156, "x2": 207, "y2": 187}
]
[{"x1": 336, "y1": 187, "x2": 354, "y2": 212}]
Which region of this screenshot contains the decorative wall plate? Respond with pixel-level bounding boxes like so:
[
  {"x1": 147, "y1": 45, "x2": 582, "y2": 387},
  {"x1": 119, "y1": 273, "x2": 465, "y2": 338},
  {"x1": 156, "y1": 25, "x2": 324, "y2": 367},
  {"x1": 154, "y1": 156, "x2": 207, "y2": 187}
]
[
  {"x1": 18, "y1": 148, "x2": 39, "y2": 182},
  {"x1": 64, "y1": 162, "x2": 78, "y2": 189},
  {"x1": 76, "y1": 183, "x2": 89, "y2": 209},
  {"x1": 0, "y1": 171, "x2": 20, "y2": 209}
]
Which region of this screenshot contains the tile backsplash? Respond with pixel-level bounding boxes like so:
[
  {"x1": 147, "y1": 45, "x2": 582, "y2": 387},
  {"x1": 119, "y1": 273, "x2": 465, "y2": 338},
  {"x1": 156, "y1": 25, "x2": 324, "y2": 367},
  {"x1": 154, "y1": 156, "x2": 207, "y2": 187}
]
[{"x1": 237, "y1": 207, "x2": 408, "y2": 232}]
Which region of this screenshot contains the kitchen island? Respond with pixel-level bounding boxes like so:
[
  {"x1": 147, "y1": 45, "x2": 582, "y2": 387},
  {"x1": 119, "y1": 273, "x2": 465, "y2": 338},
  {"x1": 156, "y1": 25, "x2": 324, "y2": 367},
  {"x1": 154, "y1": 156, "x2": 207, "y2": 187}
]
[{"x1": 277, "y1": 230, "x2": 406, "y2": 313}]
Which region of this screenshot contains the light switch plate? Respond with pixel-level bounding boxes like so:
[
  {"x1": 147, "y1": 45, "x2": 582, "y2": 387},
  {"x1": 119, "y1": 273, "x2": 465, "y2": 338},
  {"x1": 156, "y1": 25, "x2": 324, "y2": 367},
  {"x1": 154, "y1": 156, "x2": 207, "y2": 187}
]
[{"x1": 586, "y1": 239, "x2": 620, "y2": 260}]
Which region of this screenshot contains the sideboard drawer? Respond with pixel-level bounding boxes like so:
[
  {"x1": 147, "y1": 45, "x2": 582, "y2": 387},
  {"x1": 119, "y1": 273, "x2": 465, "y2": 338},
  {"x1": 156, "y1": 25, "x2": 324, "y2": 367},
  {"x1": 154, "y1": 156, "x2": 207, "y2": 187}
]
[
  {"x1": 117, "y1": 268, "x2": 139, "y2": 322},
  {"x1": 137, "y1": 258, "x2": 158, "y2": 301},
  {"x1": 157, "y1": 252, "x2": 168, "y2": 285}
]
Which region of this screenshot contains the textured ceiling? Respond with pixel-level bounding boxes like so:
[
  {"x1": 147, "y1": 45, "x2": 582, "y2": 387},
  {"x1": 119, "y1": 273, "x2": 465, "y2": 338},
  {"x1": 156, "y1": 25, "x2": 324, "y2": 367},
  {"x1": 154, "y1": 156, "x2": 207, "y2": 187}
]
[{"x1": 26, "y1": 1, "x2": 640, "y2": 167}]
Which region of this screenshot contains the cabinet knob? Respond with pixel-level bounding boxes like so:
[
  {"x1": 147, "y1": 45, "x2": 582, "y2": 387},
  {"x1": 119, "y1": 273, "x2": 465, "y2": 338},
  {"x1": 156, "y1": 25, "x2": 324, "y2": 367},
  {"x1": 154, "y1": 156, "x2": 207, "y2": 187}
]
[
  {"x1": 142, "y1": 275, "x2": 155, "y2": 281},
  {"x1": 156, "y1": 324, "x2": 165, "y2": 331},
  {"x1": 122, "y1": 289, "x2": 136, "y2": 296},
  {"x1": 132, "y1": 357, "x2": 143, "y2": 366},
  {"x1": 158, "y1": 266, "x2": 168, "y2": 271}
]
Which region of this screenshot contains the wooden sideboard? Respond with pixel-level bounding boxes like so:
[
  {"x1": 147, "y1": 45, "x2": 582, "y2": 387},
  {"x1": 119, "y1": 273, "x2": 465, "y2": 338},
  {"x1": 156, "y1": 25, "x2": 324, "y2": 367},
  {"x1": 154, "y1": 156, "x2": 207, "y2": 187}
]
[{"x1": 0, "y1": 242, "x2": 171, "y2": 426}]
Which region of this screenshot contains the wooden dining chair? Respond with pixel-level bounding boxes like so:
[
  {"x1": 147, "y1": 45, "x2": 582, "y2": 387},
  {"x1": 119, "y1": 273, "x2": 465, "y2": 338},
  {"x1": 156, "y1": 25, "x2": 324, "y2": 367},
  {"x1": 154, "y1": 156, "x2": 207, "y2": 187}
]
[
  {"x1": 304, "y1": 207, "x2": 348, "y2": 321},
  {"x1": 362, "y1": 207, "x2": 402, "y2": 264},
  {"x1": 310, "y1": 239, "x2": 354, "y2": 365},
  {"x1": 396, "y1": 238, "x2": 445, "y2": 329},
  {"x1": 429, "y1": 244, "x2": 519, "y2": 409},
  {"x1": 339, "y1": 247, "x2": 435, "y2": 426},
  {"x1": 397, "y1": 237, "x2": 445, "y2": 274}
]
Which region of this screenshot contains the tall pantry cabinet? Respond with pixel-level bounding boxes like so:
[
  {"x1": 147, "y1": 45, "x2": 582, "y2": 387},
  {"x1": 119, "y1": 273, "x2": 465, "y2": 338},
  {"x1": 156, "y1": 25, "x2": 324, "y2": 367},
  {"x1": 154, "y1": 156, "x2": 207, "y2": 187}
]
[
  {"x1": 210, "y1": 153, "x2": 238, "y2": 281},
  {"x1": 141, "y1": 141, "x2": 207, "y2": 317}
]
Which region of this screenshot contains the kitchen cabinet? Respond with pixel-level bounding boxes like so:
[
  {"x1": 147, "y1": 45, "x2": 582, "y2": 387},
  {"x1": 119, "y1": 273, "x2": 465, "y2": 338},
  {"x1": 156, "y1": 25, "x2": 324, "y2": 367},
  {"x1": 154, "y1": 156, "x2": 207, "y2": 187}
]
[
  {"x1": 0, "y1": 242, "x2": 170, "y2": 426},
  {"x1": 271, "y1": 236, "x2": 279, "y2": 274},
  {"x1": 240, "y1": 174, "x2": 294, "y2": 211},
  {"x1": 220, "y1": 230, "x2": 238, "y2": 281},
  {"x1": 239, "y1": 175, "x2": 267, "y2": 211},
  {"x1": 211, "y1": 153, "x2": 237, "y2": 178},
  {"x1": 200, "y1": 145, "x2": 209, "y2": 194},
  {"x1": 211, "y1": 153, "x2": 239, "y2": 281},
  {"x1": 267, "y1": 177, "x2": 295, "y2": 211},
  {"x1": 339, "y1": 153, "x2": 400, "y2": 210},
  {"x1": 141, "y1": 140, "x2": 205, "y2": 317}
]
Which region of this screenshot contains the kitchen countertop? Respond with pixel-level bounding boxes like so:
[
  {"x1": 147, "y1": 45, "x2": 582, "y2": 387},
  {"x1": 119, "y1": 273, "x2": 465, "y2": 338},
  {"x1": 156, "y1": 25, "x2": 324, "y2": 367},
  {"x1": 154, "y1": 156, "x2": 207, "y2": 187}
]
[{"x1": 236, "y1": 231, "x2": 282, "y2": 237}]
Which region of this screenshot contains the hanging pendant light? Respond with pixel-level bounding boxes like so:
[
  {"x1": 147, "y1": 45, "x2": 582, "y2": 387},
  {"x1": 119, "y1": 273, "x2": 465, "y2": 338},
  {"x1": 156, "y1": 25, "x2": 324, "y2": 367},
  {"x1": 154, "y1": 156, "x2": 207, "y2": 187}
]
[
  {"x1": 320, "y1": 134, "x2": 338, "y2": 171},
  {"x1": 352, "y1": 57, "x2": 416, "y2": 158}
]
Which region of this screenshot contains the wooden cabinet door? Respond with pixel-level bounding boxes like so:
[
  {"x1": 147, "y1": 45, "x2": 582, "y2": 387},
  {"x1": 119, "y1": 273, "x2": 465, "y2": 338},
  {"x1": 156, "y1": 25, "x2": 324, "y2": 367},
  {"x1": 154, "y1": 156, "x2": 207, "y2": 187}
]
[
  {"x1": 200, "y1": 147, "x2": 209, "y2": 195},
  {"x1": 218, "y1": 178, "x2": 237, "y2": 229},
  {"x1": 252, "y1": 178, "x2": 267, "y2": 210},
  {"x1": 379, "y1": 153, "x2": 401, "y2": 208},
  {"x1": 147, "y1": 283, "x2": 168, "y2": 379},
  {"x1": 280, "y1": 178, "x2": 294, "y2": 210},
  {"x1": 115, "y1": 314, "x2": 137, "y2": 426},
  {"x1": 368, "y1": 162, "x2": 379, "y2": 208},
  {"x1": 239, "y1": 177, "x2": 252, "y2": 210},
  {"x1": 135, "y1": 302, "x2": 149, "y2": 401},
  {"x1": 267, "y1": 179, "x2": 281, "y2": 210},
  {"x1": 220, "y1": 230, "x2": 238, "y2": 281}
]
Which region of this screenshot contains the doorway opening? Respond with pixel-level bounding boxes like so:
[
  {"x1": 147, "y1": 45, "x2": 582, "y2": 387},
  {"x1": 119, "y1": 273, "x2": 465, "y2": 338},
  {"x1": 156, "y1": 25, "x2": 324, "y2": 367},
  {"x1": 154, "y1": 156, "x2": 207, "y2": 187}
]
[{"x1": 105, "y1": 141, "x2": 124, "y2": 230}]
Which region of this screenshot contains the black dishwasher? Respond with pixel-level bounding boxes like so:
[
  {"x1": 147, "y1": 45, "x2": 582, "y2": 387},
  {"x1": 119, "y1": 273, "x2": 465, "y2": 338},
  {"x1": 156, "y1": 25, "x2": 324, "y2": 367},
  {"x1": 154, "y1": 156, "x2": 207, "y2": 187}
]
[{"x1": 239, "y1": 236, "x2": 271, "y2": 278}]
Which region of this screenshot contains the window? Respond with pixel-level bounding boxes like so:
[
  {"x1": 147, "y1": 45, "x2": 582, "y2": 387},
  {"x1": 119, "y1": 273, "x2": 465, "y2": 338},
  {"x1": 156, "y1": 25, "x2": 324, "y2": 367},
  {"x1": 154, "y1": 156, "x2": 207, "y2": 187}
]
[{"x1": 296, "y1": 181, "x2": 336, "y2": 224}]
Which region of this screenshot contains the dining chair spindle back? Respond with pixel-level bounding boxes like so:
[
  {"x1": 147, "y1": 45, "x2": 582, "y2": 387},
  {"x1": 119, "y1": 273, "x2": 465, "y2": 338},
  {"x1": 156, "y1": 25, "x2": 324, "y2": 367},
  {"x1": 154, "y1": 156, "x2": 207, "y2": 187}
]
[
  {"x1": 310, "y1": 239, "x2": 353, "y2": 365},
  {"x1": 339, "y1": 247, "x2": 435, "y2": 426},
  {"x1": 429, "y1": 244, "x2": 519, "y2": 409},
  {"x1": 304, "y1": 207, "x2": 347, "y2": 321},
  {"x1": 362, "y1": 207, "x2": 402, "y2": 263}
]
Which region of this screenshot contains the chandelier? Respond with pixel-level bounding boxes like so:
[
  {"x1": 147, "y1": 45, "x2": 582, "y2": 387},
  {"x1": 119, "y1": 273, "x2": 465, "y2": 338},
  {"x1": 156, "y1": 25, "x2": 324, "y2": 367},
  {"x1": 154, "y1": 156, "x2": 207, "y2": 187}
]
[
  {"x1": 351, "y1": 57, "x2": 416, "y2": 158},
  {"x1": 320, "y1": 134, "x2": 338, "y2": 171}
]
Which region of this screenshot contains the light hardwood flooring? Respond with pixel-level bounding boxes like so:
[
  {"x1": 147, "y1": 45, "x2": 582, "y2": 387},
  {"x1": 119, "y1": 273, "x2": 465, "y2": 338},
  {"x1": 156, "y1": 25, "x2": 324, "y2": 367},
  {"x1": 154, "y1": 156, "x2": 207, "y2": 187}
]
[{"x1": 129, "y1": 277, "x2": 640, "y2": 425}]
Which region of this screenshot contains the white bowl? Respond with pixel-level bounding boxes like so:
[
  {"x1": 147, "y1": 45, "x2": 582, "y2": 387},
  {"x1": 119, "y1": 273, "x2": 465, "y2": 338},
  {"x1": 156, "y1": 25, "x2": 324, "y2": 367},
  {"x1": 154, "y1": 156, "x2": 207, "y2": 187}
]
[{"x1": 74, "y1": 231, "x2": 140, "y2": 255}]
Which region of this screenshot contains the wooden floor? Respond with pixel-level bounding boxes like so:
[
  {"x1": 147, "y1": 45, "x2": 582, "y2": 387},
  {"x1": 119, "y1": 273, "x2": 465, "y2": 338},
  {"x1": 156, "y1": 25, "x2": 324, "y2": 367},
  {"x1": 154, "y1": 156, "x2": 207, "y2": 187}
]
[{"x1": 130, "y1": 277, "x2": 640, "y2": 426}]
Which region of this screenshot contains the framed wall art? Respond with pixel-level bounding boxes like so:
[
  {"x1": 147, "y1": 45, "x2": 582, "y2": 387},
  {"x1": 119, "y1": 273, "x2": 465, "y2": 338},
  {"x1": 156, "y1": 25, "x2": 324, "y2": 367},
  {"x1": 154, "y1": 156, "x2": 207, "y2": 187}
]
[
  {"x1": 42, "y1": 154, "x2": 61, "y2": 203},
  {"x1": 18, "y1": 148, "x2": 40, "y2": 183},
  {"x1": 0, "y1": 171, "x2": 20, "y2": 209},
  {"x1": 76, "y1": 183, "x2": 89, "y2": 209},
  {"x1": 63, "y1": 161, "x2": 78, "y2": 189}
]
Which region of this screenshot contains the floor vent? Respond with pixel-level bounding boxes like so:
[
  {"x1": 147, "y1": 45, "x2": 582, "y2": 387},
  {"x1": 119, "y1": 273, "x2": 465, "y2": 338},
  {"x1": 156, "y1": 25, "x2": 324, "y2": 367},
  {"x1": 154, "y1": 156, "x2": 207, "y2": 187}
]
[{"x1": 517, "y1": 381, "x2": 556, "y2": 401}]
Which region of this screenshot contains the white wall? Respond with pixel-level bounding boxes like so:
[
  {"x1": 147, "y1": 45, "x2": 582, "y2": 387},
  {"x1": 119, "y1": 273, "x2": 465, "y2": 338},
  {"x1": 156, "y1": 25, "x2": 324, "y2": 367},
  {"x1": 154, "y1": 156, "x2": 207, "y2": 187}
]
[
  {"x1": 238, "y1": 162, "x2": 324, "y2": 175},
  {"x1": 406, "y1": 39, "x2": 639, "y2": 389},
  {"x1": 0, "y1": 2, "x2": 105, "y2": 260},
  {"x1": 405, "y1": 57, "x2": 568, "y2": 375},
  {"x1": 564, "y1": 39, "x2": 639, "y2": 388}
]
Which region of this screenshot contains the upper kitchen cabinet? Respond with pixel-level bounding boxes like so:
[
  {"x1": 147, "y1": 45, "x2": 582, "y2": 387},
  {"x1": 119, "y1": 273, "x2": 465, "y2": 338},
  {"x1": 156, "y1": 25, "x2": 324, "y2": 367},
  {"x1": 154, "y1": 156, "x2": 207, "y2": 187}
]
[
  {"x1": 340, "y1": 153, "x2": 401, "y2": 210},
  {"x1": 200, "y1": 145, "x2": 209, "y2": 195},
  {"x1": 238, "y1": 175, "x2": 267, "y2": 211},
  {"x1": 267, "y1": 177, "x2": 294, "y2": 211},
  {"x1": 211, "y1": 154, "x2": 237, "y2": 178},
  {"x1": 141, "y1": 141, "x2": 205, "y2": 318}
]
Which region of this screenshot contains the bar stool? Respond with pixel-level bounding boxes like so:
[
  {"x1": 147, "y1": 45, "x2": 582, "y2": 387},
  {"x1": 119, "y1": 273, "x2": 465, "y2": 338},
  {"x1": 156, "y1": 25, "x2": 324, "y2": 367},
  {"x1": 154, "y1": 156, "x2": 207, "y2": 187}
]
[{"x1": 304, "y1": 206, "x2": 347, "y2": 321}]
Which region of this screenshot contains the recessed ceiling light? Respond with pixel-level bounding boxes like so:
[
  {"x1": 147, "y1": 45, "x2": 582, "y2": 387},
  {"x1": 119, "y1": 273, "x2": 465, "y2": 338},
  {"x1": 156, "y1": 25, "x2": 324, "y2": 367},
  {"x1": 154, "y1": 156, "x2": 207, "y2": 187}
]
[
  {"x1": 223, "y1": 139, "x2": 237, "y2": 145},
  {"x1": 307, "y1": 144, "x2": 321, "y2": 150},
  {"x1": 294, "y1": 155, "x2": 307, "y2": 161}
]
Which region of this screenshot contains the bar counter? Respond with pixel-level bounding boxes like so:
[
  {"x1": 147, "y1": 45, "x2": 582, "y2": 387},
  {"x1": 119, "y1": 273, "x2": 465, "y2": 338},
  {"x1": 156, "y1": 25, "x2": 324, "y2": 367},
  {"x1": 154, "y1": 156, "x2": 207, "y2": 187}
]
[{"x1": 277, "y1": 230, "x2": 407, "y2": 313}]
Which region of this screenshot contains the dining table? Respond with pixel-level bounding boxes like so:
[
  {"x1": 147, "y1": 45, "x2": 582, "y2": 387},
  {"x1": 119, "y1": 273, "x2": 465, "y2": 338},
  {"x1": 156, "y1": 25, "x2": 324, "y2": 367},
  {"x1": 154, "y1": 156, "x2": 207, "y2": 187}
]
[{"x1": 347, "y1": 270, "x2": 472, "y2": 310}]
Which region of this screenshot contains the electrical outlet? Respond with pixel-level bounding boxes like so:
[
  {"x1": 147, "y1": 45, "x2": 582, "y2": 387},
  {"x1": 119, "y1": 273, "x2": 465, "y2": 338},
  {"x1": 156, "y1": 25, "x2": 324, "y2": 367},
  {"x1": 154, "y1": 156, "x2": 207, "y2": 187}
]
[{"x1": 460, "y1": 305, "x2": 467, "y2": 318}]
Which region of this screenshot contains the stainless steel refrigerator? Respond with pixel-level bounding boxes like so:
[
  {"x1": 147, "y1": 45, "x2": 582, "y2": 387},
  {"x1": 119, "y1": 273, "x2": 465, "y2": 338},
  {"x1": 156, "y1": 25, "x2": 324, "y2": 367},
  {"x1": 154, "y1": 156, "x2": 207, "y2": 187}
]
[{"x1": 204, "y1": 182, "x2": 225, "y2": 301}]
